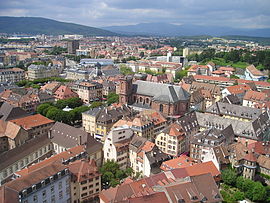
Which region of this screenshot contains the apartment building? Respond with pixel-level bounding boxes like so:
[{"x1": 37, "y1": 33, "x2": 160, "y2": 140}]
[
  {"x1": 10, "y1": 114, "x2": 55, "y2": 139},
  {"x1": 82, "y1": 105, "x2": 132, "y2": 140},
  {"x1": 1, "y1": 162, "x2": 70, "y2": 203},
  {"x1": 49, "y1": 122, "x2": 103, "y2": 167},
  {"x1": 155, "y1": 123, "x2": 186, "y2": 157},
  {"x1": 68, "y1": 159, "x2": 101, "y2": 203},
  {"x1": 0, "y1": 135, "x2": 53, "y2": 185},
  {"x1": 75, "y1": 81, "x2": 103, "y2": 103},
  {"x1": 190, "y1": 125, "x2": 235, "y2": 161},
  {"x1": 129, "y1": 135, "x2": 169, "y2": 177},
  {"x1": 103, "y1": 126, "x2": 133, "y2": 169},
  {"x1": 27, "y1": 64, "x2": 62, "y2": 80},
  {"x1": 0, "y1": 68, "x2": 25, "y2": 83}
]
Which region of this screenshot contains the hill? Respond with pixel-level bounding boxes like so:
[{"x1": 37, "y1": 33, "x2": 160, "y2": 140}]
[
  {"x1": 0, "y1": 16, "x2": 117, "y2": 36},
  {"x1": 103, "y1": 22, "x2": 270, "y2": 37}
]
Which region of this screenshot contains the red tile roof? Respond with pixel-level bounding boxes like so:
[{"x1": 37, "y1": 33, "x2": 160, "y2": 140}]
[
  {"x1": 160, "y1": 155, "x2": 198, "y2": 171},
  {"x1": 16, "y1": 145, "x2": 85, "y2": 177},
  {"x1": 10, "y1": 114, "x2": 54, "y2": 130}
]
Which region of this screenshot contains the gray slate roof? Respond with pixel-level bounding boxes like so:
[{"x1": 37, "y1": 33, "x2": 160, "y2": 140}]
[
  {"x1": 0, "y1": 102, "x2": 28, "y2": 121},
  {"x1": 206, "y1": 102, "x2": 262, "y2": 120},
  {"x1": 133, "y1": 80, "x2": 190, "y2": 103}
]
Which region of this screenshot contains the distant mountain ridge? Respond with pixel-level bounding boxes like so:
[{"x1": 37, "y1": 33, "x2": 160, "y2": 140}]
[
  {"x1": 103, "y1": 22, "x2": 270, "y2": 37},
  {"x1": 0, "y1": 16, "x2": 117, "y2": 36}
]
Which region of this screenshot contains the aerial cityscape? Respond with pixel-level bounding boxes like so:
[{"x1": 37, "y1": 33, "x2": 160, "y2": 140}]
[{"x1": 0, "y1": 0, "x2": 270, "y2": 203}]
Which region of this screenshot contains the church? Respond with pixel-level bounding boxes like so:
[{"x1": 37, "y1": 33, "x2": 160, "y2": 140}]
[{"x1": 119, "y1": 76, "x2": 190, "y2": 117}]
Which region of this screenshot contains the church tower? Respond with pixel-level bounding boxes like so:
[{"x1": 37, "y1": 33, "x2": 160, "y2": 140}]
[{"x1": 119, "y1": 76, "x2": 133, "y2": 104}]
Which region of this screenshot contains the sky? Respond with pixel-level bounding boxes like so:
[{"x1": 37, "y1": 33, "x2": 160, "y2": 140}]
[{"x1": 0, "y1": 0, "x2": 270, "y2": 28}]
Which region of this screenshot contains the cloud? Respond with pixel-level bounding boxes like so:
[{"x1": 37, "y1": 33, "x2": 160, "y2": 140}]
[{"x1": 0, "y1": 0, "x2": 269, "y2": 28}]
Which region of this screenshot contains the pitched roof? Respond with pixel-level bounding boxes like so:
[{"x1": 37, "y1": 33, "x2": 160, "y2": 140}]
[
  {"x1": 68, "y1": 159, "x2": 99, "y2": 182},
  {"x1": 10, "y1": 114, "x2": 54, "y2": 130},
  {"x1": 54, "y1": 85, "x2": 78, "y2": 100},
  {"x1": 50, "y1": 122, "x2": 89, "y2": 148},
  {"x1": 16, "y1": 145, "x2": 85, "y2": 177},
  {"x1": 0, "y1": 102, "x2": 28, "y2": 121},
  {"x1": 0, "y1": 135, "x2": 51, "y2": 171},
  {"x1": 160, "y1": 155, "x2": 198, "y2": 171},
  {"x1": 243, "y1": 90, "x2": 268, "y2": 102},
  {"x1": 5, "y1": 162, "x2": 67, "y2": 193},
  {"x1": 246, "y1": 65, "x2": 265, "y2": 76},
  {"x1": 133, "y1": 80, "x2": 190, "y2": 103}
]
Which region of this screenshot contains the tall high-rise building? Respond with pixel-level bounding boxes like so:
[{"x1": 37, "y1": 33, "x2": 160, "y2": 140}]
[{"x1": 67, "y1": 40, "x2": 79, "y2": 54}]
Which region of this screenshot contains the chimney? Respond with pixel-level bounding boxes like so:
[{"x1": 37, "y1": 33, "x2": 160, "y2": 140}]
[{"x1": 78, "y1": 135, "x2": 82, "y2": 145}]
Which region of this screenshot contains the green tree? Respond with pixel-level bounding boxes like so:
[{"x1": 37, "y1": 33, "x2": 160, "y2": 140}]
[
  {"x1": 232, "y1": 191, "x2": 245, "y2": 201},
  {"x1": 175, "y1": 70, "x2": 188, "y2": 81},
  {"x1": 107, "y1": 93, "x2": 119, "y2": 105},
  {"x1": 251, "y1": 182, "x2": 266, "y2": 202},
  {"x1": 90, "y1": 101, "x2": 103, "y2": 108},
  {"x1": 46, "y1": 107, "x2": 61, "y2": 120},
  {"x1": 37, "y1": 103, "x2": 52, "y2": 115},
  {"x1": 221, "y1": 168, "x2": 237, "y2": 186}
]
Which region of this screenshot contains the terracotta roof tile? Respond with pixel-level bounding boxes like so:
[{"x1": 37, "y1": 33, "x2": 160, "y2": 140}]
[{"x1": 10, "y1": 114, "x2": 54, "y2": 130}]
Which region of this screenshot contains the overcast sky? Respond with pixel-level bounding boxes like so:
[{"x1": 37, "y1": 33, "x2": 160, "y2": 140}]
[{"x1": 0, "y1": 0, "x2": 270, "y2": 28}]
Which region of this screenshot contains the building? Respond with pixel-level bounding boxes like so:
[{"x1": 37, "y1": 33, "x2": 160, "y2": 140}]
[
  {"x1": 0, "y1": 102, "x2": 28, "y2": 122},
  {"x1": 99, "y1": 165, "x2": 221, "y2": 203},
  {"x1": 10, "y1": 114, "x2": 54, "y2": 139},
  {"x1": 203, "y1": 145, "x2": 230, "y2": 171},
  {"x1": 1, "y1": 162, "x2": 70, "y2": 203},
  {"x1": 75, "y1": 81, "x2": 103, "y2": 103},
  {"x1": 196, "y1": 111, "x2": 270, "y2": 141},
  {"x1": 27, "y1": 64, "x2": 62, "y2": 80},
  {"x1": 0, "y1": 88, "x2": 54, "y2": 113},
  {"x1": 80, "y1": 59, "x2": 114, "y2": 66},
  {"x1": 67, "y1": 40, "x2": 80, "y2": 54},
  {"x1": 68, "y1": 159, "x2": 101, "y2": 203},
  {"x1": 206, "y1": 101, "x2": 262, "y2": 121},
  {"x1": 82, "y1": 105, "x2": 132, "y2": 140},
  {"x1": 40, "y1": 82, "x2": 61, "y2": 95},
  {"x1": 155, "y1": 123, "x2": 186, "y2": 157},
  {"x1": 103, "y1": 126, "x2": 133, "y2": 169},
  {"x1": 129, "y1": 135, "x2": 170, "y2": 177},
  {"x1": 53, "y1": 85, "x2": 78, "y2": 101},
  {"x1": 119, "y1": 77, "x2": 190, "y2": 117},
  {"x1": 190, "y1": 125, "x2": 235, "y2": 161},
  {"x1": 82, "y1": 107, "x2": 104, "y2": 136},
  {"x1": 243, "y1": 90, "x2": 270, "y2": 109},
  {"x1": 228, "y1": 141, "x2": 270, "y2": 180},
  {"x1": 160, "y1": 154, "x2": 199, "y2": 171},
  {"x1": 0, "y1": 135, "x2": 53, "y2": 185},
  {"x1": 0, "y1": 68, "x2": 25, "y2": 83},
  {"x1": 49, "y1": 122, "x2": 103, "y2": 167},
  {"x1": 187, "y1": 65, "x2": 210, "y2": 76},
  {"x1": 245, "y1": 64, "x2": 268, "y2": 81}
]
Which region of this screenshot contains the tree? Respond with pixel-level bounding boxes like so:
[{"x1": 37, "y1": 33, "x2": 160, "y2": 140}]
[
  {"x1": 37, "y1": 103, "x2": 52, "y2": 115},
  {"x1": 90, "y1": 101, "x2": 103, "y2": 108},
  {"x1": 46, "y1": 107, "x2": 61, "y2": 120},
  {"x1": 251, "y1": 182, "x2": 266, "y2": 202},
  {"x1": 139, "y1": 52, "x2": 144, "y2": 58},
  {"x1": 221, "y1": 168, "x2": 237, "y2": 186},
  {"x1": 107, "y1": 93, "x2": 119, "y2": 105},
  {"x1": 175, "y1": 70, "x2": 188, "y2": 81},
  {"x1": 233, "y1": 191, "x2": 245, "y2": 201}
]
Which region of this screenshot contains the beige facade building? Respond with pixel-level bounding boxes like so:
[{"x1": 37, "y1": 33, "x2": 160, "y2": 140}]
[
  {"x1": 68, "y1": 159, "x2": 101, "y2": 203},
  {"x1": 75, "y1": 81, "x2": 103, "y2": 103},
  {"x1": 155, "y1": 123, "x2": 186, "y2": 157},
  {"x1": 27, "y1": 64, "x2": 61, "y2": 80},
  {"x1": 0, "y1": 68, "x2": 25, "y2": 83}
]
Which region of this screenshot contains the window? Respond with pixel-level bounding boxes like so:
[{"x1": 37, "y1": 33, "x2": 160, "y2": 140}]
[
  {"x1": 81, "y1": 193, "x2": 87, "y2": 197},
  {"x1": 89, "y1": 184, "x2": 93, "y2": 188},
  {"x1": 51, "y1": 185, "x2": 54, "y2": 193},
  {"x1": 96, "y1": 188, "x2": 99, "y2": 192},
  {"x1": 82, "y1": 186, "x2": 87, "y2": 190},
  {"x1": 59, "y1": 181, "x2": 62, "y2": 190},
  {"x1": 159, "y1": 104, "x2": 163, "y2": 113},
  {"x1": 33, "y1": 195, "x2": 38, "y2": 202},
  {"x1": 59, "y1": 191, "x2": 63, "y2": 199},
  {"x1": 95, "y1": 177, "x2": 99, "y2": 180},
  {"x1": 81, "y1": 180, "x2": 87, "y2": 185},
  {"x1": 96, "y1": 182, "x2": 99, "y2": 186},
  {"x1": 51, "y1": 195, "x2": 55, "y2": 203},
  {"x1": 42, "y1": 190, "x2": 46, "y2": 198}
]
